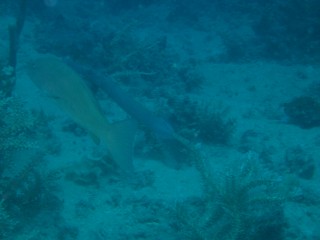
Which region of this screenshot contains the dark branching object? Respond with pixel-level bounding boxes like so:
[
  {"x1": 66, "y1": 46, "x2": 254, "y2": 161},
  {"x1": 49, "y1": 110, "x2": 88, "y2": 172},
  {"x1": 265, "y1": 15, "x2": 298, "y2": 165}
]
[
  {"x1": 0, "y1": 0, "x2": 28, "y2": 97},
  {"x1": 284, "y1": 146, "x2": 315, "y2": 180},
  {"x1": 283, "y1": 96, "x2": 320, "y2": 129},
  {"x1": 169, "y1": 97, "x2": 236, "y2": 145},
  {"x1": 0, "y1": 96, "x2": 61, "y2": 238},
  {"x1": 174, "y1": 155, "x2": 284, "y2": 240}
]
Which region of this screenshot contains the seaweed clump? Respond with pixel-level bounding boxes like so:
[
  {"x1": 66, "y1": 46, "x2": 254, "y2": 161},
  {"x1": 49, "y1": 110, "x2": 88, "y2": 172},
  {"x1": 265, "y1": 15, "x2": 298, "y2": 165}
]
[
  {"x1": 0, "y1": 96, "x2": 36, "y2": 164},
  {"x1": 284, "y1": 146, "x2": 315, "y2": 180},
  {"x1": 283, "y1": 96, "x2": 320, "y2": 129},
  {"x1": 173, "y1": 152, "x2": 284, "y2": 240},
  {"x1": 0, "y1": 95, "x2": 62, "y2": 239},
  {"x1": 168, "y1": 97, "x2": 236, "y2": 145}
]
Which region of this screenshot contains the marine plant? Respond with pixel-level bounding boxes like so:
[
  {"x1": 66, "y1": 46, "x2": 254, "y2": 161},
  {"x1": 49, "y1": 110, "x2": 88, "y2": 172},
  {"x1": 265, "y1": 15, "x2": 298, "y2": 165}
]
[
  {"x1": 0, "y1": 95, "x2": 62, "y2": 238},
  {"x1": 253, "y1": 0, "x2": 320, "y2": 63},
  {"x1": 174, "y1": 151, "x2": 284, "y2": 240},
  {"x1": 283, "y1": 96, "x2": 320, "y2": 129},
  {"x1": 33, "y1": 13, "x2": 204, "y2": 98},
  {"x1": 0, "y1": 155, "x2": 62, "y2": 239},
  {"x1": 284, "y1": 145, "x2": 315, "y2": 180},
  {"x1": 0, "y1": 199, "x2": 16, "y2": 239},
  {"x1": 0, "y1": 0, "x2": 27, "y2": 97},
  {"x1": 0, "y1": 96, "x2": 36, "y2": 164},
  {"x1": 168, "y1": 97, "x2": 236, "y2": 145},
  {"x1": 0, "y1": 43, "x2": 15, "y2": 97}
]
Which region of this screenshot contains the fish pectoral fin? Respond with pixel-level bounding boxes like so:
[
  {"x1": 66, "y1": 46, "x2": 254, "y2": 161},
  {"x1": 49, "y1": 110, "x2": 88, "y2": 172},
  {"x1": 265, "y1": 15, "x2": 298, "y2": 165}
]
[{"x1": 105, "y1": 119, "x2": 137, "y2": 173}]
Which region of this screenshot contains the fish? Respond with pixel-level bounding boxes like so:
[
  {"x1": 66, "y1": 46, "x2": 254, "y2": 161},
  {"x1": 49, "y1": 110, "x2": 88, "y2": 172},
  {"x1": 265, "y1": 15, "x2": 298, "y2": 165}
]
[
  {"x1": 68, "y1": 62, "x2": 176, "y2": 139},
  {"x1": 94, "y1": 76, "x2": 175, "y2": 139},
  {"x1": 26, "y1": 55, "x2": 137, "y2": 173},
  {"x1": 68, "y1": 59, "x2": 194, "y2": 169},
  {"x1": 86, "y1": 68, "x2": 186, "y2": 169}
]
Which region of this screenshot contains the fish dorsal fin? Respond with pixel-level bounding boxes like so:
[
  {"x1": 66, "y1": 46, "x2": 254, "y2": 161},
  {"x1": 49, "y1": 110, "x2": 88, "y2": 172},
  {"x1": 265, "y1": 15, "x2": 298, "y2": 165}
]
[{"x1": 105, "y1": 119, "x2": 137, "y2": 173}]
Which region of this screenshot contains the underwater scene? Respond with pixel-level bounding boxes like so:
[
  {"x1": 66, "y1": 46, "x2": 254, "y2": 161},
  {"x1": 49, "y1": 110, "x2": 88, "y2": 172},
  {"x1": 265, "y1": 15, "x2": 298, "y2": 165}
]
[{"x1": 0, "y1": 0, "x2": 320, "y2": 239}]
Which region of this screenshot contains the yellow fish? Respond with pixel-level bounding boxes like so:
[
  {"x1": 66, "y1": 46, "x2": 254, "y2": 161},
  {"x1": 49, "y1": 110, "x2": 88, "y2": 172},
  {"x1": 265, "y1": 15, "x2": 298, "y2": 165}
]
[{"x1": 26, "y1": 55, "x2": 136, "y2": 172}]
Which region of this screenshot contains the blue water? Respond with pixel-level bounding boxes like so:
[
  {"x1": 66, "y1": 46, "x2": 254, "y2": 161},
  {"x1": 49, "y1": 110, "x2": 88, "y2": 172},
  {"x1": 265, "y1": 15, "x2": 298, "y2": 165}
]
[{"x1": 0, "y1": 0, "x2": 320, "y2": 239}]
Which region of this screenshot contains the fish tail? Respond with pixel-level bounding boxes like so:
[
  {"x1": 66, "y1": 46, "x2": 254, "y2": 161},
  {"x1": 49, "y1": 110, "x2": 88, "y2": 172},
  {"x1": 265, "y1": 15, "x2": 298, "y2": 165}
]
[{"x1": 104, "y1": 119, "x2": 137, "y2": 173}]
